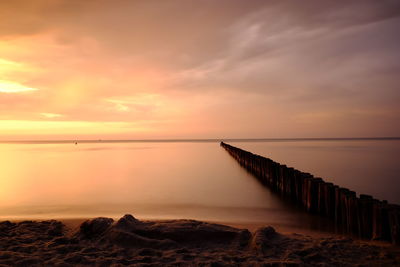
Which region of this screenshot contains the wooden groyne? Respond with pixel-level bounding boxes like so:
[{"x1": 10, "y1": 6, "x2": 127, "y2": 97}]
[{"x1": 220, "y1": 142, "x2": 400, "y2": 244}]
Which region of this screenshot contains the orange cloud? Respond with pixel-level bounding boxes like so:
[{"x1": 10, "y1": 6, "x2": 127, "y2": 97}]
[
  {"x1": 0, "y1": 0, "x2": 399, "y2": 139},
  {"x1": 0, "y1": 80, "x2": 38, "y2": 93}
]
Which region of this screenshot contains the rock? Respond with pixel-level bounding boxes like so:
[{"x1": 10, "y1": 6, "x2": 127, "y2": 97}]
[
  {"x1": 107, "y1": 229, "x2": 175, "y2": 248},
  {"x1": 0, "y1": 221, "x2": 15, "y2": 230},
  {"x1": 136, "y1": 220, "x2": 251, "y2": 247},
  {"x1": 79, "y1": 217, "x2": 114, "y2": 239},
  {"x1": 47, "y1": 221, "x2": 64, "y2": 236},
  {"x1": 254, "y1": 226, "x2": 277, "y2": 241},
  {"x1": 115, "y1": 214, "x2": 140, "y2": 230},
  {"x1": 251, "y1": 226, "x2": 279, "y2": 252}
]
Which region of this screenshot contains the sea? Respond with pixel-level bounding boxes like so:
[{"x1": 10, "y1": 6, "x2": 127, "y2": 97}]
[{"x1": 0, "y1": 139, "x2": 399, "y2": 232}]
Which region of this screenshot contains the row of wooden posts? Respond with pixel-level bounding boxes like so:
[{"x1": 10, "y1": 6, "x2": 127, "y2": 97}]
[{"x1": 220, "y1": 142, "x2": 400, "y2": 245}]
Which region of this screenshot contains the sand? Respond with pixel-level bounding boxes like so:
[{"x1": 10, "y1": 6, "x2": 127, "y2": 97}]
[{"x1": 0, "y1": 214, "x2": 399, "y2": 266}]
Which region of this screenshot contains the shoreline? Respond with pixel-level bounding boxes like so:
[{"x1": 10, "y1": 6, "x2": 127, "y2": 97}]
[
  {"x1": 3, "y1": 213, "x2": 338, "y2": 237},
  {"x1": 1, "y1": 214, "x2": 399, "y2": 266}
]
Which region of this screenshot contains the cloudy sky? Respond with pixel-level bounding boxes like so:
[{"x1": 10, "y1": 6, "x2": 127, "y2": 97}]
[{"x1": 1, "y1": 0, "x2": 399, "y2": 139}]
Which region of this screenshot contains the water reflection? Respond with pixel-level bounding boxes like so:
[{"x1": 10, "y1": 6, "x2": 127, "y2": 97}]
[
  {"x1": 0, "y1": 142, "x2": 279, "y2": 216},
  {"x1": 0, "y1": 140, "x2": 398, "y2": 234}
]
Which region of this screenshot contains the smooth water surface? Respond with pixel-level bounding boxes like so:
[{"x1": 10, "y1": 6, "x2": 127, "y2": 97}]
[
  {"x1": 232, "y1": 140, "x2": 400, "y2": 204},
  {"x1": 0, "y1": 140, "x2": 398, "y2": 232},
  {"x1": 0, "y1": 142, "x2": 291, "y2": 223}
]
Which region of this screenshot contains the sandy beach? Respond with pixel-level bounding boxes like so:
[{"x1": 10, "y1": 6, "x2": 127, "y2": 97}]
[{"x1": 1, "y1": 214, "x2": 399, "y2": 266}]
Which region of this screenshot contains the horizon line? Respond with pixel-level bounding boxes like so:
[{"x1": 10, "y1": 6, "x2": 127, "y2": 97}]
[{"x1": 1, "y1": 137, "x2": 400, "y2": 144}]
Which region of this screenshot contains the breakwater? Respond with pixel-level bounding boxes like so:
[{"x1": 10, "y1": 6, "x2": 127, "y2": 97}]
[{"x1": 221, "y1": 142, "x2": 400, "y2": 244}]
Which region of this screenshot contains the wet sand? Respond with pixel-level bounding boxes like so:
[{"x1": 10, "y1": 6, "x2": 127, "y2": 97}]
[{"x1": 0, "y1": 214, "x2": 399, "y2": 266}]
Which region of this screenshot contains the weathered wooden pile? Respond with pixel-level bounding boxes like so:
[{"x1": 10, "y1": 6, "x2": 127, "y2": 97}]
[{"x1": 221, "y1": 142, "x2": 400, "y2": 244}]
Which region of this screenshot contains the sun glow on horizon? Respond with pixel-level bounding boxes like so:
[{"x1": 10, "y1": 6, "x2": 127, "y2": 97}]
[{"x1": 0, "y1": 120, "x2": 151, "y2": 137}]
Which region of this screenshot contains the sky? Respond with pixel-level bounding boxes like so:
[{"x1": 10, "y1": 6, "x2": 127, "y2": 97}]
[{"x1": 0, "y1": 0, "x2": 399, "y2": 140}]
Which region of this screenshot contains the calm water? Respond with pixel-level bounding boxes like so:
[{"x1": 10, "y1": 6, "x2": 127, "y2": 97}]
[
  {"x1": 234, "y1": 140, "x2": 400, "y2": 204},
  {"x1": 0, "y1": 140, "x2": 398, "y2": 232}
]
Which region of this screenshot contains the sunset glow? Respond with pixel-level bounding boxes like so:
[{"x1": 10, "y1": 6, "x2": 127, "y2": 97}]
[
  {"x1": 0, "y1": 2, "x2": 400, "y2": 264},
  {"x1": 0, "y1": 80, "x2": 38, "y2": 93},
  {"x1": 0, "y1": 0, "x2": 399, "y2": 140}
]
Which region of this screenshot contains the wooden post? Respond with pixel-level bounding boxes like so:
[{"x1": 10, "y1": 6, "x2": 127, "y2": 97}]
[
  {"x1": 372, "y1": 201, "x2": 391, "y2": 242},
  {"x1": 220, "y1": 142, "x2": 397, "y2": 243},
  {"x1": 358, "y1": 194, "x2": 373, "y2": 239},
  {"x1": 388, "y1": 205, "x2": 400, "y2": 245}
]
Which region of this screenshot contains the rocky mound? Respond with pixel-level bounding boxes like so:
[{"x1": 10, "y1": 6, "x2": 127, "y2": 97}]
[
  {"x1": 77, "y1": 214, "x2": 251, "y2": 250},
  {"x1": 0, "y1": 214, "x2": 399, "y2": 266}
]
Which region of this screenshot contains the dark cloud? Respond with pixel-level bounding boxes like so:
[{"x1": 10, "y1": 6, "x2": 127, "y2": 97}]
[
  {"x1": 165, "y1": 3, "x2": 400, "y2": 107},
  {"x1": 3, "y1": 0, "x2": 399, "y2": 63}
]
